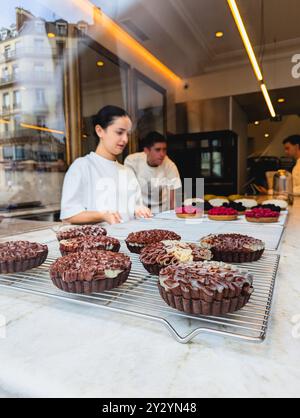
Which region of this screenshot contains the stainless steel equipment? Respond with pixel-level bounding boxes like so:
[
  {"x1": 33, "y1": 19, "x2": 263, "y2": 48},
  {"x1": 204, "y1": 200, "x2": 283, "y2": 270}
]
[{"x1": 273, "y1": 169, "x2": 294, "y2": 204}]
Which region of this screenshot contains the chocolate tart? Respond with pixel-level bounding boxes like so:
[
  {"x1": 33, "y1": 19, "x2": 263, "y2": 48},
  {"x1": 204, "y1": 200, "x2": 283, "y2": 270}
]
[
  {"x1": 56, "y1": 225, "x2": 107, "y2": 241},
  {"x1": 50, "y1": 250, "x2": 131, "y2": 294},
  {"x1": 59, "y1": 235, "x2": 120, "y2": 256},
  {"x1": 158, "y1": 261, "x2": 254, "y2": 316},
  {"x1": 0, "y1": 241, "x2": 48, "y2": 274},
  {"x1": 125, "y1": 230, "x2": 181, "y2": 254},
  {"x1": 199, "y1": 233, "x2": 265, "y2": 263},
  {"x1": 140, "y1": 240, "x2": 212, "y2": 275}
]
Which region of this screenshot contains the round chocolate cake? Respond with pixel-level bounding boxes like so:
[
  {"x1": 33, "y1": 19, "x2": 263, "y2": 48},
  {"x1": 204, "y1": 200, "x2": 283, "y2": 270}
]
[
  {"x1": 0, "y1": 241, "x2": 48, "y2": 274},
  {"x1": 158, "y1": 261, "x2": 254, "y2": 316},
  {"x1": 199, "y1": 234, "x2": 265, "y2": 263},
  {"x1": 56, "y1": 225, "x2": 107, "y2": 241},
  {"x1": 140, "y1": 240, "x2": 212, "y2": 275},
  {"x1": 50, "y1": 250, "x2": 131, "y2": 294},
  {"x1": 59, "y1": 235, "x2": 120, "y2": 256},
  {"x1": 125, "y1": 230, "x2": 181, "y2": 254}
]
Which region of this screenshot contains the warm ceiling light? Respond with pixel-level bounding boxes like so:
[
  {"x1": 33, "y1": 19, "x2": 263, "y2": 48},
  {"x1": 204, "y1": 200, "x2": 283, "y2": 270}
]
[
  {"x1": 71, "y1": 0, "x2": 181, "y2": 83},
  {"x1": 47, "y1": 32, "x2": 56, "y2": 38},
  {"x1": 227, "y1": 0, "x2": 263, "y2": 81},
  {"x1": 227, "y1": 0, "x2": 277, "y2": 119},
  {"x1": 96, "y1": 60, "x2": 105, "y2": 67},
  {"x1": 254, "y1": 121, "x2": 260, "y2": 125},
  {"x1": 264, "y1": 133, "x2": 270, "y2": 138},
  {"x1": 261, "y1": 84, "x2": 276, "y2": 118},
  {"x1": 215, "y1": 31, "x2": 224, "y2": 38},
  {"x1": 278, "y1": 98, "x2": 285, "y2": 103}
]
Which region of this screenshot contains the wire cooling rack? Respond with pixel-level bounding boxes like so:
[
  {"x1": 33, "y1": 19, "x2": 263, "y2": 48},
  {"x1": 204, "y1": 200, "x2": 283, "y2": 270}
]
[
  {"x1": 105, "y1": 217, "x2": 286, "y2": 251},
  {"x1": 0, "y1": 242, "x2": 280, "y2": 344}
]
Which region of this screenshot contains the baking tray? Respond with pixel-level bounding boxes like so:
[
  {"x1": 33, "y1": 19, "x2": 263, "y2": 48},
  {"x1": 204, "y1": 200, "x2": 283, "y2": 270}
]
[{"x1": 0, "y1": 242, "x2": 280, "y2": 344}]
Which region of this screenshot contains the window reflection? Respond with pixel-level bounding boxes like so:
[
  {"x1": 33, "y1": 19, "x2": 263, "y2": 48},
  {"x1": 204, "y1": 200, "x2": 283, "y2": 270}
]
[
  {"x1": 78, "y1": 40, "x2": 129, "y2": 156},
  {"x1": 0, "y1": 6, "x2": 70, "y2": 208}
]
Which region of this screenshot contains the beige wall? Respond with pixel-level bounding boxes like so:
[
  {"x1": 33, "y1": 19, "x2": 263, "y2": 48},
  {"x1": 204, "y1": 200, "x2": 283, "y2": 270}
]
[{"x1": 176, "y1": 52, "x2": 300, "y2": 103}]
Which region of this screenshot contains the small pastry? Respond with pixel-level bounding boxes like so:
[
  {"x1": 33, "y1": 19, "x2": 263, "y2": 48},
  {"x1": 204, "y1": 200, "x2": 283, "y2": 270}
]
[
  {"x1": 158, "y1": 261, "x2": 254, "y2": 316},
  {"x1": 262, "y1": 200, "x2": 288, "y2": 210},
  {"x1": 209, "y1": 198, "x2": 229, "y2": 207},
  {"x1": 140, "y1": 240, "x2": 212, "y2": 275},
  {"x1": 234, "y1": 199, "x2": 258, "y2": 209},
  {"x1": 199, "y1": 233, "x2": 265, "y2": 263},
  {"x1": 125, "y1": 230, "x2": 181, "y2": 254},
  {"x1": 208, "y1": 207, "x2": 238, "y2": 221},
  {"x1": 175, "y1": 206, "x2": 203, "y2": 219},
  {"x1": 245, "y1": 208, "x2": 280, "y2": 223}
]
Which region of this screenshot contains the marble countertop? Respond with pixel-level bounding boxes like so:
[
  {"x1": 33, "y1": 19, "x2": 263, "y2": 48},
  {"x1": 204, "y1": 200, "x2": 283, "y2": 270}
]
[{"x1": 0, "y1": 202, "x2": 299, "y2": 398}]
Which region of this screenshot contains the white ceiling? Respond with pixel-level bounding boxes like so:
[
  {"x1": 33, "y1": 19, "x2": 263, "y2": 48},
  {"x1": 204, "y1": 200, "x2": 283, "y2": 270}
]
[{"x1": 93, "y1": 0, "x2": 300, "y2": 78}]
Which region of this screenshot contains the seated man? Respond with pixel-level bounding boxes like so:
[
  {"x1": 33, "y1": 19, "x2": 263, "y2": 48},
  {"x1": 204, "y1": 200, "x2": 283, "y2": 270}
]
[
  {"x1": 283, "y1": 135, "x2": 300, "y2": 195},
  {"x1": 125, "y1": 132, "x2": 182, "y2": 214}
]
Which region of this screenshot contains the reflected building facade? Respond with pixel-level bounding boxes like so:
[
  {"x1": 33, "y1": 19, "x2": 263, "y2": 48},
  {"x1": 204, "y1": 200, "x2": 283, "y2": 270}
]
[{"x1": 0, "y1": 7, "x2": 88, "y2": 207}]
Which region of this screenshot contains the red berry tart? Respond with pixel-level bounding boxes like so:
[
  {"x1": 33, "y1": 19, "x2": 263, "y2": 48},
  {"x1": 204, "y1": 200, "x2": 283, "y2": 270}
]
[
  {"x1": 208, "y1": 207, "x2": 238, "y2": 221},
  {"x1": 245, "y1": 208, "x2": 280, "y2": 223},
  {"x1": 175, "y1": 206, "x2": 203, "y2": 219}
]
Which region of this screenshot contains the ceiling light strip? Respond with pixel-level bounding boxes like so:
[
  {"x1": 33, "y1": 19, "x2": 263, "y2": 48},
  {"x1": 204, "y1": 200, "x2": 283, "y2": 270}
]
[
  {"x1": 227, "y1": 0, "x2": 277, "y2": 118},
  {"x1": 227, "y1": 0, "x2": 263, "y2": 81},
  {"x1": 260, "y1": 84, "x2": 276, "y2": 118}
]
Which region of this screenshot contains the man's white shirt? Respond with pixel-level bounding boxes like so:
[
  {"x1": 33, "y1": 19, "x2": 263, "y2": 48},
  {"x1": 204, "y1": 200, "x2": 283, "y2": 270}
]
[
  {"x1": 292, "y1": 158, "x2": 300, "y2": 195},
  {"x1": 124, "y1": 152, "x2": 182, "y2": 213}
]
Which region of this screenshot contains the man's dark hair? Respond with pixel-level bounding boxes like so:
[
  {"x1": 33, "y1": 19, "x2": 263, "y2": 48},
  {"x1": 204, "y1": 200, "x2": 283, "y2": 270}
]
[
  {"x1": 93, "y1": 105, "x2": 130, "y2": 129},
  {"x1": 143, "y1": 131, "x2": 167, "y2": 149},
  {"x1": 283, "y1": 135, "x2": 300, "y2": 146}
]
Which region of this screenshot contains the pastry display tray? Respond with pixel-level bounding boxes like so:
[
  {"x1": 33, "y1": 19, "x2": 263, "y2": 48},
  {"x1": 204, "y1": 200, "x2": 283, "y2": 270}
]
[
  {"x1": 0, "y1": 242, "x2": 280, "y2": 344},
  {"x1": 107, "y1": 217, "x2": 286, "y2": 251}
]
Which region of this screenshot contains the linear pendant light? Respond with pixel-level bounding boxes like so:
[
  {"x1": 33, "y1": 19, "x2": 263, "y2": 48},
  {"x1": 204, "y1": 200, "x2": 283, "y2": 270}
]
[
  {"x1": 227, "y1": 0, "x2": 276, "y2": 118},
  {"x1": 260, "y1": 84, "x2": 276, "y2": 118}
]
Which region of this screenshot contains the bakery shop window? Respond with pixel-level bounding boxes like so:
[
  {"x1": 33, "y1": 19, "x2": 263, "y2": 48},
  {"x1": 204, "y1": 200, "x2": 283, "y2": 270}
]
[
  {"x1": 0, "y1": 3, "x2": 68, "y2": 213},
  {"x1": 78, "y1": 37, "x2": 130, "y2": 158}
]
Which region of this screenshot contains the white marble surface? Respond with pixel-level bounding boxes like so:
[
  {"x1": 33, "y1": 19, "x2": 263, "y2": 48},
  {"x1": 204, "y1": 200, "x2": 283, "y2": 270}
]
[{"x1": 0, "y1": 202, "x2": 299, "y2": 398}]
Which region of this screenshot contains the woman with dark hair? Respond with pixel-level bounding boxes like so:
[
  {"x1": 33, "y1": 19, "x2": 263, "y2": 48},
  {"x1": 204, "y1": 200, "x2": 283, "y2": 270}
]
[{"x1": 60, "y1": 106, "x2": 152, "y2": 224}]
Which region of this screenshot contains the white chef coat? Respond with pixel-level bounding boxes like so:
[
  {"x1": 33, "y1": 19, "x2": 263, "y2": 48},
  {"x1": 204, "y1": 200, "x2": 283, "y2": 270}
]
[
  {"x1": 292, "y1": 158, "x2": 300, "y2": 195},
  {"x1": 124, "y1": 152, "x2": 182, "y2": 214},
  {"x1": 60, "y1": 152, "x2": 143, "y2": 222}
]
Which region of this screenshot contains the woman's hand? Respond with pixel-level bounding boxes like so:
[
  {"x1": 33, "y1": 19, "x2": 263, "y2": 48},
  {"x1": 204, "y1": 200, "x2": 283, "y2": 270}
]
[
  {"x1": 135, "y1": 206, "x2": 153, "y2": 219},
  {"x1": 101, "y1": 211, "x2": 123, "y2": 225}
]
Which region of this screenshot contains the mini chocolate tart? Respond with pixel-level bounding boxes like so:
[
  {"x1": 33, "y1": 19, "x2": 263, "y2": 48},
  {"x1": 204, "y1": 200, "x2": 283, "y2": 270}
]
[
  {"x1": 140, "y1": 240, "x2": 212, "y2": 275},
  {"x1": 50, "y1": 250, "x2": 131, "y2": 295},
  {"x1": 158, "y1": 261, "x2": 254, "y2": 316},
  {"x1": 125, "y1": 230, "x2": 181, "y2": 254},
  {"x1": 0, "y1": 241, "x2": 48, "y2": 274},
  {"x1": 199, "y1": 233, "x2": 265, "y2": 263},
  {"x1": 59, "y1": 236, "x2": 120, "y2": 256},
  {"x1": 56, "y1": 225, "x2": 107, "y2": 241}
]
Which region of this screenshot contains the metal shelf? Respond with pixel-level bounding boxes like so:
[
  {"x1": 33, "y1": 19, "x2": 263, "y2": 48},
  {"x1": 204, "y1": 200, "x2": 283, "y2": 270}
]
[{"x1": 0, "y1": 243, "x2": 280, "y2": 344}]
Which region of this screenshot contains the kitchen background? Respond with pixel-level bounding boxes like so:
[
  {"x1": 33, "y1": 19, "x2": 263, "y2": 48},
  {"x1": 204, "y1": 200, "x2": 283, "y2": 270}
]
[{"x1": 0, "y1": 0, "x2": 299, "y2": 218}]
